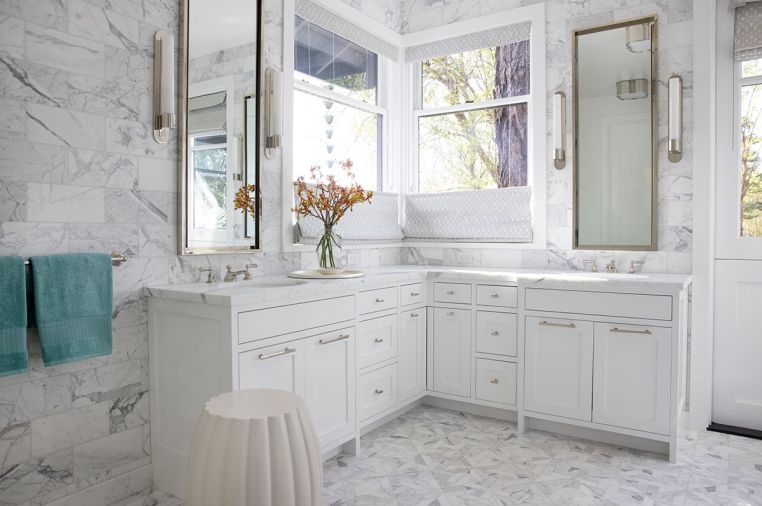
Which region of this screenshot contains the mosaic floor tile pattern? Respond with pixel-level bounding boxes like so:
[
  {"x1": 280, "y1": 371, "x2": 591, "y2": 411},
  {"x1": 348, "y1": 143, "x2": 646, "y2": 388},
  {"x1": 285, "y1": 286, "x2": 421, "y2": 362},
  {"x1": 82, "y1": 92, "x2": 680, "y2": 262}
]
[{"x1": 114, "y1": 406, "x2": 762, "y2": 506}]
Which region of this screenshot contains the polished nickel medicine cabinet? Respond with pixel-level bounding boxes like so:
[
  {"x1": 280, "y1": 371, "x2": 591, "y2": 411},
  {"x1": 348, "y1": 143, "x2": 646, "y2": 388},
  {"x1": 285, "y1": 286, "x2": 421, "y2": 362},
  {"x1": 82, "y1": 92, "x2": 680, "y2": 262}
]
[
  {"x1": 179, "y1": 0, "x2": 263, "y2": 254},
  {"x1": 573, "y1": 17, "x2": 658, "y2": 251}
]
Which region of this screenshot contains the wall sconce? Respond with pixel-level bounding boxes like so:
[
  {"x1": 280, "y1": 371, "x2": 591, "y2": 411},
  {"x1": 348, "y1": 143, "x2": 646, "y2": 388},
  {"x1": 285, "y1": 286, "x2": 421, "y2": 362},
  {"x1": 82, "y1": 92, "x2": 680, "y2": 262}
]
[
  {"x1": 153, "y1": 31, "x2": 176, "y2": 144},
  {"x1": 616, "y1": 79, "x2": 649, "y2": 100},
  {"x1": 265, "y1": 67, "x2": 283, "y2": 159},
  {"x1": 553, "y1": 91, "x2": 566, "y2": 170},
  {"x1": 668, "y1": 75, "x2": 683, "y2": 162},
  {"x1": 625, "y1": 23, "x2": 652, "y2": 53}
]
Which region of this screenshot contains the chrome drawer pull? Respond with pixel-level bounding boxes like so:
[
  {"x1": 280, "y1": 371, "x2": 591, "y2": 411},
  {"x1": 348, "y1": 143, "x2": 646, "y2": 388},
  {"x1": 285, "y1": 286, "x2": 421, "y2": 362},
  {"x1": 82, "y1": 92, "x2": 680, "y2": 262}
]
[
  {"x1": 490, "y1": 293, "x2": 500, "y2": 298},
  {"x1": 374, "y1": 337, "x2": 384, "y2": 343},
  {"x1": 539, "y1": 321, "x2": 576, "y2": 329},
  {"x1": 319, "y1": 334, "x2": 350, "y2": 345},
  {"x1": 446, "y1": 311, "x2": 455, "y2": 316},
  {"x1": 258, "y1": 347, "x2": 296, "y2": 360},
  {"x1": 375, "y1": 298, "x2": 385, "y2": 303},
  {"x1": 489, "y1": 378, "x2": 499, "y2": 384},
  {"x1": 446, "y1": 290, "x2": 455, "y2": 295},
  {"x1": 490, "y1": 331, "x2": 500, "y2": 336},
  {"x1": 410, "y1": 313, "x2": 419, "y2": 318},
  {"x1": 410, "y1": 292, "x2": 420, "y2": 297},
  {"x1": 374, "y1": 389, "x2": 384, "y2": 395},
  {"x1": 610, "y1": 327, "x2": 652, "y2": 335}
]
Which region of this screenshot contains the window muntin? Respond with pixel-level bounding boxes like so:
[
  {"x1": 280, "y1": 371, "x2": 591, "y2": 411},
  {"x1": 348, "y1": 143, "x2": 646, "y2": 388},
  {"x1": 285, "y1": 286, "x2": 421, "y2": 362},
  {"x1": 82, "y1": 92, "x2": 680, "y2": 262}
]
[
  {"x1": 292, "y1": 16, "x2": 385, "y2": 191},
  {"x1": 740, "y1": 57, "x2": 762, "y2": 237},
  {"x1": 416, "y1": 40, "x2": 531, "y2": 193}
]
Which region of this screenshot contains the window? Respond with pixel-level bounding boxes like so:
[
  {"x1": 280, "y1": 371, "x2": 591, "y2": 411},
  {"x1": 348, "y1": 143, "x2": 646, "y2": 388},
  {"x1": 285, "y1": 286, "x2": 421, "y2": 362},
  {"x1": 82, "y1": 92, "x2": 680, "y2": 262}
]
[
  {"x1": 292, "y1": 16, "x2": 384, "y2": 191},
  {"x1": 740, "y1": 57, "x2": 762, "y2": 237},
  {"x1": 416, "y1": 41, "x2": 530, "y2": 193},
  {"x1": 190, "y1": 133, "x2": 228, "y2": 231}
]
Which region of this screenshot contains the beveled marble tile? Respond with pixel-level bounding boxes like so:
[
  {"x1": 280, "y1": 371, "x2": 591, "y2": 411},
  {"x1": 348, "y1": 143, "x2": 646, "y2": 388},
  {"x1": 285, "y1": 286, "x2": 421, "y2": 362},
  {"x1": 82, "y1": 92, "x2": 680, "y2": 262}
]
[
  {"x1": 26, "y1": 183, "x2": 106, "y2": 223},
  {"x1": 68, "y1": 0, "x2": 140, "y2": 51},
  {"x1": 26, "y1": 103, "x2": 106, "y2": 150},
  {"x1": 0, "y1": 16, "x2": 25, "y2": 59},
  {"x1": 0, "y1": 180, "x2": 26, "y2": 221},
  {"x1": 26, "y1": 24, "x2": 105, "y2": 79},
  {"x1": 0, "y1": 138, "x2": 68, "y2": 183},
  {"x1": 30, "y1": 402, "x2": 110, "y2": 457},
  {"x1": 72, "y1": 426, "x2": 145, "y2": 480}
]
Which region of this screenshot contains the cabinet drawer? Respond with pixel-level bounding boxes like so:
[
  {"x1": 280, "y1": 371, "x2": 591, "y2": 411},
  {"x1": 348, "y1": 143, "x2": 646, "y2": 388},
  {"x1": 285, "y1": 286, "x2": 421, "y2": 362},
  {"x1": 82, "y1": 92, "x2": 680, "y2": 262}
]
[
  {"x1": 238, "y1": 295, "x2": 355, "y2": 344},
  {"x1": 475, "y1": 358, "x2": 516, "y2": 406},
  {"x1": 357, "y1": 314, "x2": 398, "y2": 369},
  {"x1": 359, "y1": 363, "x2": 397, "y2": 421},
  {"x1": 400, "y1": 283, "x2": 424, "y2": 306},
  {"x1": 433, "y1": 282, "x2": 472, "y2": 304},
  {"x1": 476, "y1": 311, "x2": 517, "y2": 356},
  {"x1": 358, "y1": 286, "x2": 399, "y2": 315},
  {"x1": 476, "y1": 285, "x2": 517, "y2": 308},
  {"x1": 525, "y1": 288, "x2": 672, "y2": 321}
]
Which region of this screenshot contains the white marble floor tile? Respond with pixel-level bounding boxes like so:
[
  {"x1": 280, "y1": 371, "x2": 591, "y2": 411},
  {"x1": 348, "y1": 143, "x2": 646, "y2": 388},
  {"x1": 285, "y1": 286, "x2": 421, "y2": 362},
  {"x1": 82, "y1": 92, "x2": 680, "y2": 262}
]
[{"x1": 113, "y1": 406, "x2": 762, "y2": 506}]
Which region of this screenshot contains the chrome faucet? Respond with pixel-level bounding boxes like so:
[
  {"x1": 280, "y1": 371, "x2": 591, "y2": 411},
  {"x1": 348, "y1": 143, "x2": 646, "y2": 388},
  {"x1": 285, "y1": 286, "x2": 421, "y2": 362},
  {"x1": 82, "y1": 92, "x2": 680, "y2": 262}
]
[
  {"x1": 605, "y1": 259, "x2": 617, "y2": 273},
  {"x1": 224, "y1": 263, "x2": 258, "y2": 282},
  {"x1": 582, "y1": 259, "x2": 598, "y2": 272},
  {"x1": 629, "y1": 260, "x2": 645, "y2": 274}
]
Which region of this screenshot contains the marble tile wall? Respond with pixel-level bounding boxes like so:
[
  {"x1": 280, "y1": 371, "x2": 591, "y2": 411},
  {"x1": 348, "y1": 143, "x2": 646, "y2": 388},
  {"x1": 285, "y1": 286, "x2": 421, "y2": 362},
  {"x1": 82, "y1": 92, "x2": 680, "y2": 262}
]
[
  {"x1": 0, "y1": 0, "x2": 400, "y2": 504},
  {"x1": 399, "y1": 0, "x2": 693, "y2": 274}
]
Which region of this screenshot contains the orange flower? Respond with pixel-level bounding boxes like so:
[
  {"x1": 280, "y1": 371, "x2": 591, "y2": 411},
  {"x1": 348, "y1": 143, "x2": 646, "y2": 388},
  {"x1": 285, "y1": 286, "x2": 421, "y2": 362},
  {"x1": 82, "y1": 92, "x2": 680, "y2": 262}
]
[
  {"x1": 233, "y1": 184, "x2": 257, "y2": 215},
  {"x1": 292, "y1": 159, "x2": 374, "y2": 229}
]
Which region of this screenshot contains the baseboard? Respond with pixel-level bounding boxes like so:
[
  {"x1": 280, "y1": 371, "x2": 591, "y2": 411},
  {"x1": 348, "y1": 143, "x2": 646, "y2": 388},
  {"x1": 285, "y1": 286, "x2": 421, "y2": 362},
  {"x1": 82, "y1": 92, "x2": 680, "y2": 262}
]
[
  {"x1": 527, "y1": 418, "x2": 669, "y2": 455},
  {"x1": 707, "y1": 422, "x2": 762, "y2": 440},
  {"x1": 360, "y1": 398, "x2": 424, "y2": 435},
  {"x1": 421, "y1": 395, "x2": 518, "y2": 422},
  {"x1": 45, "y1": 464, "x2": 153, "y2": 506}
]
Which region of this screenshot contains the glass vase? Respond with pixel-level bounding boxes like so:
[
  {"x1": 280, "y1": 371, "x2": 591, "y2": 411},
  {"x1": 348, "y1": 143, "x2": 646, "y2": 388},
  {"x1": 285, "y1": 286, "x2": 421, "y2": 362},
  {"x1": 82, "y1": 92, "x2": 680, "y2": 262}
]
[{"x1": 316, "y1": 228, "x2": 344, "y2": 274}]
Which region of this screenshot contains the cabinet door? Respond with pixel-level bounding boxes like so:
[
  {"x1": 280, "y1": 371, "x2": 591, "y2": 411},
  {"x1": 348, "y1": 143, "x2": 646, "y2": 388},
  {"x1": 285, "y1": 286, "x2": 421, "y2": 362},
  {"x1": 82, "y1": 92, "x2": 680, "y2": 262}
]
[
  {"x1": 305, "y1": 328, "x2": 356, "y2": 448},
  {"x1": 239, "y1": 341, "x2": 304, "y2": 396},
  {"x1": 398, "y1": 308, "x2": 425, "y2": 402},
  {"x1": 432, "y1": 308, "x2": 471, "y2": 397},
  {"x1": 524, "y1": 317, "x2": 593, "y2": 421},
  {"x1": 593, "y1": 323, "x2": 671, "y2": 435}
]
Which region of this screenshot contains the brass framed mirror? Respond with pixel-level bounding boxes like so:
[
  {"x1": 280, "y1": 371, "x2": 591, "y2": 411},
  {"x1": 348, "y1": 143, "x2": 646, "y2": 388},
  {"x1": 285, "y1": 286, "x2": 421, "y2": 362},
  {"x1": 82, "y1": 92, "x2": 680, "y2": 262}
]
[
  {"x1": 179, "y1": 0, "x2": 262, "y2": 255},
  {"x1": 572, "y1": 16, "x2": 658, "y2": 251}
]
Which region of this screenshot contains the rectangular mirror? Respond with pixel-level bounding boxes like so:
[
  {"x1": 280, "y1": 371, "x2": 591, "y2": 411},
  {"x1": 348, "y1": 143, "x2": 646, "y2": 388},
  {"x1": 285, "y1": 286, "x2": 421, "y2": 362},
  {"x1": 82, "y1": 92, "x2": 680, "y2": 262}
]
[
  {"x1": 180, "y1": 0, "x2": 262, "y2": 254},
  {"x1": 573, "y1": 17, "x2": 657, "y2": 250}
]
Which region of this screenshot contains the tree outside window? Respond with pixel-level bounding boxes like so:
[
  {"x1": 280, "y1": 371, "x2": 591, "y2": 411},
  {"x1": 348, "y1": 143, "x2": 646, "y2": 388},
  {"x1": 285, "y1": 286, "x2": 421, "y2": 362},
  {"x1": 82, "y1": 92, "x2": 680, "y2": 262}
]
[{"x1": 740, "y1": 58, "x2": 762, "y2": 237}]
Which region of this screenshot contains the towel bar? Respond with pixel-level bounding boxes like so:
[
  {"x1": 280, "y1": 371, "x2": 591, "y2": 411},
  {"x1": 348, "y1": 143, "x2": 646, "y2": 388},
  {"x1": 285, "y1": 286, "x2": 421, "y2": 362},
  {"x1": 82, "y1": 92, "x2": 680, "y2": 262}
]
[{"x1": 23, "y1": 251, "x2": 127, "y2": 267}]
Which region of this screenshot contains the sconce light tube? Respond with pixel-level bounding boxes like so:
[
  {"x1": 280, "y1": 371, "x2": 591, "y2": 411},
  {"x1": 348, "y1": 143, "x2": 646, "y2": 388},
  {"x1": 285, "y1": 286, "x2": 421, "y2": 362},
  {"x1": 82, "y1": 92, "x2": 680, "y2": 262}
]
[
  {"x1": 668, "y1": 75, "x2": 683, "y2": 162},
  {"x1": 153, "y1": 31, "x2": 176, "y2": 144},
  {"x1": 553, "y1": 91, "x2": 566, "y2": 170},
  {"x1": 265, "y1": 67, "x2": 283, "y2": 159}
]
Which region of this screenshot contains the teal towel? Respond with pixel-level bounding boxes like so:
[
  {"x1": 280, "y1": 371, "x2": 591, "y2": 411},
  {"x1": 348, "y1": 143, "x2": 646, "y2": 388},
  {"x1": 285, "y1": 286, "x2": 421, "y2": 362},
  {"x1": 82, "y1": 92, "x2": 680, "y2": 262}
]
[
  {"x1": 30, "y1": 253, "x2": 112, "y2": 366},
  {"x1": 0, "y1": 256, "x2": 28, "y2": 376}
]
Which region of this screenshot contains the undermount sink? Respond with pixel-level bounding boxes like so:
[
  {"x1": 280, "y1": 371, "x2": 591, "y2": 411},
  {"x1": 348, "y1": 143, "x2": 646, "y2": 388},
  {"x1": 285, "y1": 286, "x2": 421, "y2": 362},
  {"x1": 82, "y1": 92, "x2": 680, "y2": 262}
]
[{"x1": 243, "y1": 278, "x2": 307, "y2": 288}]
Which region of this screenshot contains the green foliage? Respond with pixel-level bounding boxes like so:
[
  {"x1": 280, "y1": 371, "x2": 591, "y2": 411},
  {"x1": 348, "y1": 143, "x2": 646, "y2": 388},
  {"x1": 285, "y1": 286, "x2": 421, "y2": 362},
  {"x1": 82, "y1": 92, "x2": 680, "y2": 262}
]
[{"x1": 741, "y1": 84, "x2": 762, "y2": 237}]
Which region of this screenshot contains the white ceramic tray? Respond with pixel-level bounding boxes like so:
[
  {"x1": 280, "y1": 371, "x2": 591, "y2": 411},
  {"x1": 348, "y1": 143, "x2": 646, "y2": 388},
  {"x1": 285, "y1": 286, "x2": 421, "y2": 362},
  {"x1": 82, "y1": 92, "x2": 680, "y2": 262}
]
[{"x1": 287, "y1": 269, "x2": 365, "y2": 280}]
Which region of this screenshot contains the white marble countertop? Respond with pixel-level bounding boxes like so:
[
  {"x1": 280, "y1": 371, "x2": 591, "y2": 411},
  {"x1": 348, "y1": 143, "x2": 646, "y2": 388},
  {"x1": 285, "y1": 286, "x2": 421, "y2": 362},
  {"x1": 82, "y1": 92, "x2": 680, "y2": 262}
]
[{"x1": 145, "y1": 266, "x2": 691, "y2": 307}]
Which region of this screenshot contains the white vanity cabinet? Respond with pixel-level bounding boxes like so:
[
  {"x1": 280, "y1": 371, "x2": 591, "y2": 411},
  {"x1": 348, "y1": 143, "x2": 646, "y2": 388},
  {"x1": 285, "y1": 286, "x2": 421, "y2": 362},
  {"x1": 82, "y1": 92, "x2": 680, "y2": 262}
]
[
  {"x1": 432, "y1": 307, "x2": 472, "y2": 397},
  {"x1": 398, "y1": 308, "x2": 425, "y2": 402},
  {"x1": 524, "y1": 317, "x2": 594, "y2": 421}
]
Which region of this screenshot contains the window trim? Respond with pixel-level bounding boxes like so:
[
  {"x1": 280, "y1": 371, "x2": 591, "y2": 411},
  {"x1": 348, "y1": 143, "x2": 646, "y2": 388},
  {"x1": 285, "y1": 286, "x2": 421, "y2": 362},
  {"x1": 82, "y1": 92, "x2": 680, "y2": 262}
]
[{"x1": 402, "y1": 3, "x2": 547, "y2": 248}]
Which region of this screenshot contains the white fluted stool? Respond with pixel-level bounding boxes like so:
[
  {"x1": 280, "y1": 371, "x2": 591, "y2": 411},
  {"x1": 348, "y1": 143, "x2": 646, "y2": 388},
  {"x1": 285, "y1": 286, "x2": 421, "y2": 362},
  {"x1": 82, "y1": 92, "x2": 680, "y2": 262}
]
[{"x1": 185, "y1": 389, "x2": 322, "y2": 506}]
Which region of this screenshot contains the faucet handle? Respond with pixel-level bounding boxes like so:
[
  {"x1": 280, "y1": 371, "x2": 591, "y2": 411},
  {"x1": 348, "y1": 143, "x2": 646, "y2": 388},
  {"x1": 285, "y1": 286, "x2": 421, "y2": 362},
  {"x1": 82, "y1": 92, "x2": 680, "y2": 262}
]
[
  {"x1": 582, "y1": 259, "x2": 598, "y2": 272},
  {"x1": 629, "y1": 260, "x2": 645, "y2": 274},
  {"x1": 199, "y1": 267, "x2": 215, "y2": 284},
  {"x1": 243, "y1": 263, "x2": 257, "y2": 280}
]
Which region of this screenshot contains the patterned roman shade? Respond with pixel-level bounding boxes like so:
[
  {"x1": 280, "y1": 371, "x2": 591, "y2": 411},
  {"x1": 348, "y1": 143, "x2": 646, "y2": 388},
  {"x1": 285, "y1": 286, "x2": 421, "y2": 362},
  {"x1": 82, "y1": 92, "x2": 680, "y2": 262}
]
[
  {"x1": 404, "y1": 22, "x2": 531, "y2": 63},
  {"x1": 735, "y1": 0, "x2": 762, "y2": 61},
  {"x1": 297, "y1": 191, "x2": 404, "y2": 243},
  {"x1": 295, "y1": 0, "x2": 398, "y2": 61},
  {"x1": 188, "y1": 91, "x2": 227, "y2": 135},
  {"x1": 403, "y1": 187, "x2": 533, "y2": 242}
]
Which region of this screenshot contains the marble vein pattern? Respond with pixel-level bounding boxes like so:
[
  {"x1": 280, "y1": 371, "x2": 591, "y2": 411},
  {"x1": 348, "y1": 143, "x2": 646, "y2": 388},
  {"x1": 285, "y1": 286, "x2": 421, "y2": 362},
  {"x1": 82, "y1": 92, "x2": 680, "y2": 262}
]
[{"x1": 114, "y1": 406, "x2": 762, "y2": 506}]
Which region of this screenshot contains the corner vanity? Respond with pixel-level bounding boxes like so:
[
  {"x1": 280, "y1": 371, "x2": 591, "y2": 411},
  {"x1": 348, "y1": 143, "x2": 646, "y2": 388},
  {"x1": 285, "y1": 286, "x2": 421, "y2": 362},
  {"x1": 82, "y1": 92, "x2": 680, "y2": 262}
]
[{"x1": 146, "y1": 267, "x2": 690, "y2": 499}]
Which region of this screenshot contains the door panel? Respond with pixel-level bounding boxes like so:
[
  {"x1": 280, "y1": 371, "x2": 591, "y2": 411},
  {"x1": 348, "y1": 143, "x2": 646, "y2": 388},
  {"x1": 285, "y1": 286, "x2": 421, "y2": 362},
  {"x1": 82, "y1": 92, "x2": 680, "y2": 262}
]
[
  {"x1": 238, "y1": 342, "x2": 304, "y2": 395},
  {"x1": 524, "y1": 317, "x2": 593, "y2": 421},
  {"x1": 398, "y1": 309, "x2": 425, "y2": 402},
  {"x1": 713, "y1": 261, "x2": 762, "y2": 431},
  {"x1": 432, "y1": 308, "x2": 471, "y2": 397},
  {"x1": 593, "y1": 323, "x2": 671, "y2": 435}
]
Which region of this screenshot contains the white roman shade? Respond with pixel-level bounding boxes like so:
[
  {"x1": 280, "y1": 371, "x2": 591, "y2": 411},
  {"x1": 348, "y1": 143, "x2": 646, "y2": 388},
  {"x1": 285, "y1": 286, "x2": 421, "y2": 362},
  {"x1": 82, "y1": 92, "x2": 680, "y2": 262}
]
[
  {"x1": 734, "y1": 0, "x2": 762, "y2": 61},
  {"x1": 297, "y1": 192, "x2": 403, "y2": 243},
  {"x1": 295, "y1": 0, "x2": 398, "y2": 61},
  {"x1": 403, "y1": 187, "x2": 533, "y2": 242},
  {"x1": 405, "y1": 22, "x2": 531, "y2": 63},
  {"x1": 188, "y1": 91, "x2": 227, "y2": 135}
]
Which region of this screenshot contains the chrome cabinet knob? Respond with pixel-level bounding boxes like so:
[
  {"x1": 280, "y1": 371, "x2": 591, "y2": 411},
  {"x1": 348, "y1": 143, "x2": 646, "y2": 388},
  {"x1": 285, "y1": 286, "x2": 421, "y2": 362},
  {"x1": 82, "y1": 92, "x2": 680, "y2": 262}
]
[
  {"x1": 374, "y1": 389, "x2": 384, "y2": 395},
  {"x1": 490, "y1": 378, "x2": 499, "y2": 384}
]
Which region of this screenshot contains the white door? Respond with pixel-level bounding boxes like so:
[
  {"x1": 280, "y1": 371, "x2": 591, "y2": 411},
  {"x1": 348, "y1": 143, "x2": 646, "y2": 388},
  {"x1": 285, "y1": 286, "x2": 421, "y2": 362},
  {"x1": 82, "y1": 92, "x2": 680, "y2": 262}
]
[
  {"x1": 238, "y1": 341, "x2": 304, "y2": 395},
  {"x1": 713, "y1": 262, "x2": 762, "y2": 431},
  {"x1": 524, "y1": 317, "x2": 593, "y2": 421},
  {"x1": 592, "y1": 323, "x2": 671, "y2": 435},
  {"x1": 398, "y1": 308, "x2": 425, "y2": 402},
  {"x1": 305, "y1": 328, "x2": 355, "y2": 448},
  {"x1": 712, "y1": 9, "x2": 762, "y2": 432},
  {"x1": 432, "y1": 308, "x2": 471, "y2": 397}
]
